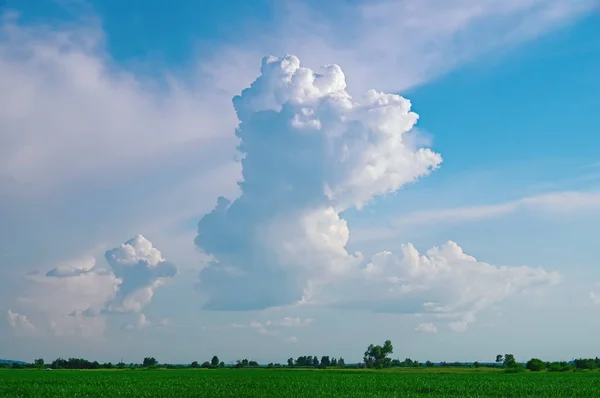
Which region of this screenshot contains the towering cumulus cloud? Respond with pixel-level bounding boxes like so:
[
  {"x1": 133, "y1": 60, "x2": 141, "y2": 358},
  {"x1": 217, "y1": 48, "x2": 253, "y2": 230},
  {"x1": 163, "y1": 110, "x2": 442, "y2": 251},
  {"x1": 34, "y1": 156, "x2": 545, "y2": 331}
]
[{"x1": 195, "y1": 55, "x2": 559, "y2": 329}]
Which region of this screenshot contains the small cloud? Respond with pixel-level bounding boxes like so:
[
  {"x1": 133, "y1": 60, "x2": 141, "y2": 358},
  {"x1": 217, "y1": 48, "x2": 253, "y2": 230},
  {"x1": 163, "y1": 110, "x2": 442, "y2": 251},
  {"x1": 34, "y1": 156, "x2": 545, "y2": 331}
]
[
  {"x1": 448, "y1": 321, "x2": 469, "y2": 332},
  {"x1": 6, "y1": 310, "x2": 36, "y2": 336},
  {"x1": 105, "y1": 234, "x2": 178, "y2": 313},
  {"x1": 285, "y1": 335, "x2": 298, "y2": 343},
  {"x1": 278, "y1": 317, "x2": 314, "y2": 328},
  {"x1": 122, "y1": 314, "x2": 151, "y2": 331},
  {"x1": 414, "y1": 323, "x2": 437, "y2": 333}
]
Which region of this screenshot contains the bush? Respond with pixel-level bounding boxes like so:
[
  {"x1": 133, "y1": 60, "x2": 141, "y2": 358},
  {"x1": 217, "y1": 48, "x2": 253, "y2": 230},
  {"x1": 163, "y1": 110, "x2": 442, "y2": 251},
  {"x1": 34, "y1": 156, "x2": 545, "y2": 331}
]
[
  {"x1": 504, "y1": 363, "x2": 525, "y2": 373},
  {"x1": 548, "y1": 362, "x2": 572, "y2": 372}
]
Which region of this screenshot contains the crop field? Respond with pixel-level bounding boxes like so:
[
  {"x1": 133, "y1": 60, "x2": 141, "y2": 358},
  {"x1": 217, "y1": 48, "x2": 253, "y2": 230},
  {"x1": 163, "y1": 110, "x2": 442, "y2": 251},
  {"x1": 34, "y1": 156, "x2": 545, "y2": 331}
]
[{"x1": 2, "y1": 368, "x2": 600, "y2": 397}]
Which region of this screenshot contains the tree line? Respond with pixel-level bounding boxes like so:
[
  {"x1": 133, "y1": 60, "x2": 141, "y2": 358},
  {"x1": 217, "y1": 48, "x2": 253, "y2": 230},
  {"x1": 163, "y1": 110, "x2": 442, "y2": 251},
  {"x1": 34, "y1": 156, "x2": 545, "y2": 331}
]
[{"x1": 3, "y1": 340, "x2": 600, "y2": 372}]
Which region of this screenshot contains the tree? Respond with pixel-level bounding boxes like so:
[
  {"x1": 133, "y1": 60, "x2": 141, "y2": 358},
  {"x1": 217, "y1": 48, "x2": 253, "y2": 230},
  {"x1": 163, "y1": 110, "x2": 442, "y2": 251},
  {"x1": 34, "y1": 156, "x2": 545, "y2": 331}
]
[
  {"x1": 190, "y1": 361, "x2": 199, "y2": 368},
  {"x1": 526, "y1": 358, "x2": 545, "y2": 372},
  {"x1": 320, "y1": 356, "x2": 331, "y2": 367},
  {"x1": 503, "y1": 354, "x2": 516, "y2": 368},
  {"x1": 331, "y1": 357, "x2": 338, "y2": 367},
  {"x1": 312, "y1": 356, "x2": 319, "y2": 367},
  {"x1": 338, "y1": 357, "x2": 345, "y2": 368},
  {"x1": 143, "y1": 357, "x2": 157, "y2": 367},
  {"x1": 287, "y1": 358, "x2": 294, "y2": 368},
  {"x1": 211, "y1": 356, "x2": 220, "y2": 367},
  {"x1": 496, "y1": 355, "x2": 504, "y2": 363},
  {"x1": 34, "y1": 358, "x2": 44, "y2": 367},
  {"x1": 364, "y1": 340, "x2": 394, "y2": 368}
]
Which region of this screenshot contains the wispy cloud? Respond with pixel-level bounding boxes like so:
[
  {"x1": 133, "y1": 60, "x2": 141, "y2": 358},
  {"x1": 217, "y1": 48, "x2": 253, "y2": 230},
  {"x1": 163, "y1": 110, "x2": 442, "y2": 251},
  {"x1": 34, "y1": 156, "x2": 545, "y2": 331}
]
[
  {"x1": 212, "y1": 0, "x2": 597, "y2": 94},
  {"x1": 394, "y1": 191, "x2": 600, "y2": 227},
  {"x1": 415, "y1": 323, "x2": 438, "y2": 333}
]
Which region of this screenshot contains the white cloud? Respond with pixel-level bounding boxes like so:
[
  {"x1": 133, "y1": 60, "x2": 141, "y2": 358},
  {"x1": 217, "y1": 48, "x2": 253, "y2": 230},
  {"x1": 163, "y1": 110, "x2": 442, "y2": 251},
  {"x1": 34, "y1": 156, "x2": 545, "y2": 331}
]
[
  {"x1": 415, "y1": 323, "x2": 437, "y2": 333},
  {"x1": 590, "y1": 290, "x2": 600, "y2": 305},
  {"x1": 6, "y1": 310, "x2": 36, "y2": 336},
  {"x1": 193, "y1": 55, "x2": 560, "y2": 330},
  {"x1": 10, "y1": 235, "x2": 175, "y2": 338},
  {"x1": 317, "y1": 241, "x2": 560, "y2": 331}
]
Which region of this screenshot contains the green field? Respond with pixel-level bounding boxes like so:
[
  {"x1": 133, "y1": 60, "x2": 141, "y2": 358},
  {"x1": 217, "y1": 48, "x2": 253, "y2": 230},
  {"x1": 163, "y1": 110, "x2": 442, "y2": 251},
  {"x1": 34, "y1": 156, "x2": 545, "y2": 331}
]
[{"x1": 2, "y1": 368, "x2": 600, "y2": 397}]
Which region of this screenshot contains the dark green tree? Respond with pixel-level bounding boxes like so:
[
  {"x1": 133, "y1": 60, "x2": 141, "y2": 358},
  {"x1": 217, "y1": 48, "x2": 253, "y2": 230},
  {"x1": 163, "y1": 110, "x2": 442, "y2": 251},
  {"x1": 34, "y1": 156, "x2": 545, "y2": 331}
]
[
  {"x1": 526, "y1": 358, "x2": 545, "y2": 372},
  {"x1": 211, "y1": 356, "x2": 220, "y2": 367},
  {"x1": 364, "y1": 340, "x2": 394, "y2": 368},
  {"x1": 142, "y1": 357, "x2": 157, "y2": 367}
]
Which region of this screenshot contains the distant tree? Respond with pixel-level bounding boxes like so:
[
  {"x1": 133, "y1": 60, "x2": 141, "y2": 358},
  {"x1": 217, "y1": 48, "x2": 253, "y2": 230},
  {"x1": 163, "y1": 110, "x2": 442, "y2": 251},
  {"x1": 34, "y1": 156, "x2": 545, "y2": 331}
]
[
  {"x1": 143, "y1": 357, "x2": 157, "y2": 367},
  {"x1": 473, "y1": 361, "x2": 480, "y2": 368},
  {"x1": 425, "y1": 361, "x2": 434, "y2": 367},
  {"x1": 117, "y1": 362, "x2": 126, "y2": 369},
  {"x1": 312, "y1": 356, "x2": 320, "y2": 367},
  {"x1": 320, "y1": 356, "x2": 331, "y2": 367},
  {"x1": 34, "y1": 358, "x2": 44, "y2": 367},
  {"x1": 219, "y1": 362, "x2": 225, "y2": 368},
  {"x1": 287, "y1": 358, "x2": 294, "y2": 368},
  {"x1": 241, "y1": 359, "x2": 249, "y2": 367},
  {"x1": 190, "y1": 361, "x2": 199, "y2": 368},
  {"x1": 331, "y1": 357, "x2": 338, "y2": 367},
  {"x1": 338, "y1": 357, "x2": 345, "y2": 368},
  {"x1": 548, "y1": 361, "x2": 572, "y2": 372},
  {"x1": 364, "y1": 340, "x2": 393, "y2": 368},
  {"x1": 526, "y1": 358, "x2": 545, "y2": 372},
  {"x1": 573, "y1": 358, "x2": 598, "y2": 370},
  {"x1": 211, "y1": 356, "x2": 220, "y2": 367},
  {"x1": 503, "y1": 354, "x2": 516, "y2": 368},
  {"x1": 496, "y1": 355, "x2": 504, "y2": 363},
  {"x1": 201, "y1": 361, "x2": 211, "y2": 368},
  {"x1": 249, "y1": 360, "x2": 259, "y2": 367}
]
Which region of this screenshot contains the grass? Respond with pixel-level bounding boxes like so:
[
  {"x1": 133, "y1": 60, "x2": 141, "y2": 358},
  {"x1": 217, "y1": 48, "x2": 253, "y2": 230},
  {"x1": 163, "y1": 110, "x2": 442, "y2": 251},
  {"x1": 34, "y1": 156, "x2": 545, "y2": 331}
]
[{"x1": 2, "y1": 368, "x2": 600, "y2": 397}]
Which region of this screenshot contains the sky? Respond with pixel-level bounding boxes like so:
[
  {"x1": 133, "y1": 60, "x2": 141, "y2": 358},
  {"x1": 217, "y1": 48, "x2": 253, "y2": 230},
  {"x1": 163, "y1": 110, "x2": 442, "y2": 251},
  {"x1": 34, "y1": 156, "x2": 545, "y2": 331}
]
[{"x1": 0, "y1": 0, "x2": 599, "y2": 365}]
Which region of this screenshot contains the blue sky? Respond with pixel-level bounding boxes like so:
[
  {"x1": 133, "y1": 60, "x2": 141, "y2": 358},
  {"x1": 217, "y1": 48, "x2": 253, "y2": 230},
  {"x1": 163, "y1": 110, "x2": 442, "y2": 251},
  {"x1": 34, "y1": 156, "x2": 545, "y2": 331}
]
[{"x1": 1, "y1": 0, "x2": 599, "y2": 365}]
